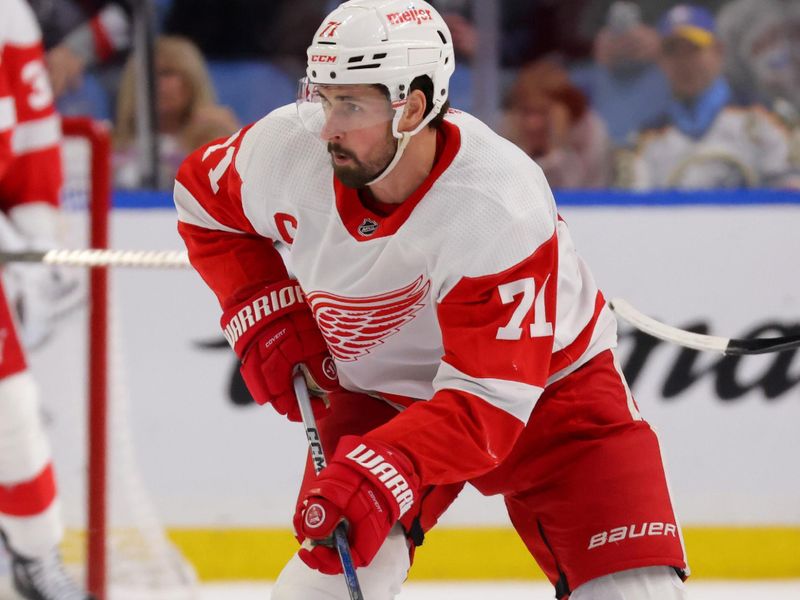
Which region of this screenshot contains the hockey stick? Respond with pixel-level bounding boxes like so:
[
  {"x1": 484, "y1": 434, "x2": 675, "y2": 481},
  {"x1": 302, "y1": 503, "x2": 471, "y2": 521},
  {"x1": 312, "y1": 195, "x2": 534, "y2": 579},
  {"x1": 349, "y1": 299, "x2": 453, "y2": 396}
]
[
  {"x1": 0, "y1": 248, "x2": 190, "y2": 268},
  {"x1": 609, "y1": 297, "x2": 800, "y2": 356},
  {"x1": 293, "y1": 372, "x2": 364, "y2": 600}
]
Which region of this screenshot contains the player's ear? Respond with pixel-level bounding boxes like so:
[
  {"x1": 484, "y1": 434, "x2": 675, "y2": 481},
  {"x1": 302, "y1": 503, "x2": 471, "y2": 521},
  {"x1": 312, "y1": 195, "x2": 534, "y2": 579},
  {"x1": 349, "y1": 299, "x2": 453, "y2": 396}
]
[{"x1": 398, "y1": 89, "x2": 427, "y2": 133}]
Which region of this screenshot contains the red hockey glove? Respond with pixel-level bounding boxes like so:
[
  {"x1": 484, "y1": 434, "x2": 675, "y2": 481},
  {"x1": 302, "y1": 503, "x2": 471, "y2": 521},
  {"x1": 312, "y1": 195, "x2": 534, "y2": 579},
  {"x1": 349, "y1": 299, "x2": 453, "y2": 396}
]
[
  {"x1": 294, "y1": 435, "x2": 419, "y2": 574},
  {"x1": 221, "y1": 280, "x2": 340, "y2": 421}
]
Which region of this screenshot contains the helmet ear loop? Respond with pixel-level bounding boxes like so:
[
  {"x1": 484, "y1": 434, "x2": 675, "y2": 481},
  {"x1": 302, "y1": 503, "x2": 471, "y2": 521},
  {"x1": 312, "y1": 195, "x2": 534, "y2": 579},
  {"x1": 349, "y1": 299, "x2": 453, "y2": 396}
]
[
  {"x1": 367, "y1": 98, "x2": 445, "y2": 186},
  {"x1": 366, "y1": 106, "x2": 411, "y2": 186}
]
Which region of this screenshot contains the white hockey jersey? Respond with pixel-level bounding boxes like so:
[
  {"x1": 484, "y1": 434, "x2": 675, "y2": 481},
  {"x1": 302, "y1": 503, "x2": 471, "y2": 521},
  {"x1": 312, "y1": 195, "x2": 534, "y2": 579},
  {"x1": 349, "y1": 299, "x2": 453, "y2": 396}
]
[
  {"x1": 175, "y1": 105, "x2": 617, "y2": 485},
  {"x1": 629, "y1": 104, "x2": 798, "y2": 189}
]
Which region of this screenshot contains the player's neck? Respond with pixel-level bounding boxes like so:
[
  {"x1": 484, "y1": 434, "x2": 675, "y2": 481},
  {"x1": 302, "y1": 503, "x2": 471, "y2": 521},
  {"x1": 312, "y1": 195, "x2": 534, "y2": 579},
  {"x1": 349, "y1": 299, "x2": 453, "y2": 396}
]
[{"x1": 368, "y1": 128, "x2": 438, "y2": 205}]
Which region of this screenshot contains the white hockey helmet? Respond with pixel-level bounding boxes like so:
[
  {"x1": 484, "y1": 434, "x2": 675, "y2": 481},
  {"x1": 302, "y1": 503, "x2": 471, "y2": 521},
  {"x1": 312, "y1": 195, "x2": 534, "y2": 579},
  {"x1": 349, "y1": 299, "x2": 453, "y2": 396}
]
[
  {"x1": 298, "y1": 0, "x2": 455, "y2": 176},
  {"x1": 305, "y1": 0, "x2": 454, "y2": 114}
]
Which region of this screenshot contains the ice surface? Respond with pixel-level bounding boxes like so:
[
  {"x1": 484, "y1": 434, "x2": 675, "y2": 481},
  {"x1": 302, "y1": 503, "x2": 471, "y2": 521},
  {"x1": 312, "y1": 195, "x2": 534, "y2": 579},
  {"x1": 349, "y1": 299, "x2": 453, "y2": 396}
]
[{"x1": 196, "y1": 580, "x2": 800, "y2": 599}]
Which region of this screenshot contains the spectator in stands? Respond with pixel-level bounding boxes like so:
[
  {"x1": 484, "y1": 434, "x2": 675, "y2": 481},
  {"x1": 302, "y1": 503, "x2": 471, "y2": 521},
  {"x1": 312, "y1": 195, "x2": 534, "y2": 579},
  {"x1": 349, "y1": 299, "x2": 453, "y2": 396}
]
[
  {"x1": 164, "y1": 0, "x2": 325, "y2": 76},
  {"x1": 28, "y1": 0, "x2": 132, "y2": 119},
  {"x1": 162, "y1": 0, "x2": 325, "y2": 122},
  {"x1": 621, "y1": 5, "x2": 800, "y2": 189},
  {"x1": 502, "y1": 60, "x2": 612, "y2": 188},
  {"x1": 571, "y1": 2, "x2": 671, "y2": 147},
  {"x1": 717, "y1": 0, "x2": 800, "y2": 121},
  {"x1": 40, "y1": 2, "x2": 130, "y2": 97},
  {"x1": 432, "y1": 1, "x2": 536, "y2": 67},
  {"x1": 113, "y1": 36, "x2": 240, "y2": 190}
]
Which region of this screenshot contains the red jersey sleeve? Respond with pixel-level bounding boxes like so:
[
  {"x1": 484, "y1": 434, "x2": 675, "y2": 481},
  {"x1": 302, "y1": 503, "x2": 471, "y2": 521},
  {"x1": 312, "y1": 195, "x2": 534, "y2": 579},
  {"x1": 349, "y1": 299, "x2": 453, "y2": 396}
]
[
  {"x1": 174, "y1": 127, "x2": 289, "y2": 310},
  {"x1": 0, "y1": 0, "x2": 62, "y2": 211},
  {"x1": 369, "y1": 232, "x2": 558, "y2": 486}
]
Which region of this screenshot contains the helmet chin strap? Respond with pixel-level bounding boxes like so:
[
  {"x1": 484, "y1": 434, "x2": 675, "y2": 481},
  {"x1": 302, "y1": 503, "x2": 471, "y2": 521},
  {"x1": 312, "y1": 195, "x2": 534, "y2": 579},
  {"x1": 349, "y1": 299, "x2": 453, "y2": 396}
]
[{"x1": 367, "y1": 99, "x2": 444, "y2": 186}]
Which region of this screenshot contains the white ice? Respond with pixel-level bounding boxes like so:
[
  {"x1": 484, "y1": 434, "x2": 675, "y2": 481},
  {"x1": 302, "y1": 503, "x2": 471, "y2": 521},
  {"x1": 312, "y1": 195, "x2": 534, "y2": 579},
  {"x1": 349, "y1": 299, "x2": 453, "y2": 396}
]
[{"x1": 198, "y1": 580, "x2": 800, "y2": 599}]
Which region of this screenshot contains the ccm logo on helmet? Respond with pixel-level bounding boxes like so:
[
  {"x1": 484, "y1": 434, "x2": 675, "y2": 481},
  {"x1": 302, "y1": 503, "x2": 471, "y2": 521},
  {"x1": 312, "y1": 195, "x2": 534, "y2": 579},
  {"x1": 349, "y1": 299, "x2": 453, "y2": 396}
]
[
  {"x1": 311, "y1": 55, "x2": 337, "y2": 63},
  {"x1": 587, "y1": 522, "x2": 678, "y2": 550},
  {"x1": 386, "y1": 8, "x2": 434, "y2": 26}
]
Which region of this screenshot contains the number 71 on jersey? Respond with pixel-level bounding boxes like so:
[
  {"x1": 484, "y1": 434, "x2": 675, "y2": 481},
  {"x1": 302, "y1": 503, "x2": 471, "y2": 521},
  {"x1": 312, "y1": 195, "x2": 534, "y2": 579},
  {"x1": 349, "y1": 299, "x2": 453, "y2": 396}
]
[{"x1": 496, "y1": 276, "x2": 553, "y2": 341}]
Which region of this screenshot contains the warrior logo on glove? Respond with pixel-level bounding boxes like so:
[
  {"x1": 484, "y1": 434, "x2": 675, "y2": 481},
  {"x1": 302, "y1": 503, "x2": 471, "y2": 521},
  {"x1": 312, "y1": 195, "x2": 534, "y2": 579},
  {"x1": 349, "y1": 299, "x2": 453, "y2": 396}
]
[
  {"x1": 346, "y1": 443, "x2": 414, "y2": 517},
  {"x1": 220, "y1": 279, "x2": 342, "y2": 421},
  {"x1": 295, "y1": 436, "x2": 420, "y2": 573}
]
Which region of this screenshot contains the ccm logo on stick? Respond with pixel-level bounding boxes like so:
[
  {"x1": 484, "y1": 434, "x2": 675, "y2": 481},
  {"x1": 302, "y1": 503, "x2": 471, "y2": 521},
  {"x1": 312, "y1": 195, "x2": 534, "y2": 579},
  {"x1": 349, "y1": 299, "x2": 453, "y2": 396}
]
[{"x1": 588, "y1": 522, "x2": 678, "y2": 550}]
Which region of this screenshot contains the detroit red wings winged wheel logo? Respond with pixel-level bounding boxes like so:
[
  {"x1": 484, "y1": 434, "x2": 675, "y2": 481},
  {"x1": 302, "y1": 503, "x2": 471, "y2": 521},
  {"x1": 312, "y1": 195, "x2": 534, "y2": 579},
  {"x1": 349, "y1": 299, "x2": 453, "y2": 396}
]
[{"x1": 306, "y1": 276, "x2": 431, "y2": 362}]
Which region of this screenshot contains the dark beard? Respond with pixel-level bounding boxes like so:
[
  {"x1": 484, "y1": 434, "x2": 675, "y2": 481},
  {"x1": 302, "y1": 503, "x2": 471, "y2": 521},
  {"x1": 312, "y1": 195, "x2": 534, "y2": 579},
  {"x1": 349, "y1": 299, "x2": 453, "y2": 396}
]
[
  {"x1": 332, "y1": 163, "x2": 377, "y2": 189},
  {"x1": 328, "y1": 141, "x2": 396, "y2": 188}
]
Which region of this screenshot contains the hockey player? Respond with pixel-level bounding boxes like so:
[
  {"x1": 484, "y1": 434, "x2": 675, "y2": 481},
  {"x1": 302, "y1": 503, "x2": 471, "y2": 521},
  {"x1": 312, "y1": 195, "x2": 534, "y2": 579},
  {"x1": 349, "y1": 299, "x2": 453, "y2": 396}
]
[
  {"x1": 0, "y1": 0, "x2": 93, "y2": 598},
  {"x1": 175, "y1": 1, "x2": 689, "y2": 598}
]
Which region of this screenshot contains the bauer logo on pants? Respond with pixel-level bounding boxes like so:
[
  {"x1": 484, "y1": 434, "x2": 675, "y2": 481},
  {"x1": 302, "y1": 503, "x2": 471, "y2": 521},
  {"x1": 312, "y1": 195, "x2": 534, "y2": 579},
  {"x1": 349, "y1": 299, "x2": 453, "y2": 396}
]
[{"x1": 587, "y1": 521, "x2": 678, "y2": 550}]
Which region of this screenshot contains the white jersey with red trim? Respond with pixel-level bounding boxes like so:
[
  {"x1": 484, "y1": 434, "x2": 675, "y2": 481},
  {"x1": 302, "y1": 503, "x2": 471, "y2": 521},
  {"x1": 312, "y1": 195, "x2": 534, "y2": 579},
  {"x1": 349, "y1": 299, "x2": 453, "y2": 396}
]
[
  {"x1": 175, "y1": 104, "x2": 617, "y2": 485},
  {"x1": 628, "y1": 104, "x2": 799, "y2": 189},
  {"x1": 0, "y1": 0, "x2": 62, "y2": 212}
]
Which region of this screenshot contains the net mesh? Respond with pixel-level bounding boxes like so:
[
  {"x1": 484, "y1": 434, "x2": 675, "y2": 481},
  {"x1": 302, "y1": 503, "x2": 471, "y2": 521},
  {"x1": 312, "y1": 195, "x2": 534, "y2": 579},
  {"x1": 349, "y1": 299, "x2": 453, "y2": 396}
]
[{"x1": 56, "y1": 121, "x2": 197, "y2": 599}]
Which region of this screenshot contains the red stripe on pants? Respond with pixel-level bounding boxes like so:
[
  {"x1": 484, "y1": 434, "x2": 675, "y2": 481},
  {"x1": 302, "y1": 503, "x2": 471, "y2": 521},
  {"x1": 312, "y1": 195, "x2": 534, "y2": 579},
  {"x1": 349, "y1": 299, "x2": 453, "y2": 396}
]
[{"x1": 0, "y1": 463, "x2": 56, "y2": 516}]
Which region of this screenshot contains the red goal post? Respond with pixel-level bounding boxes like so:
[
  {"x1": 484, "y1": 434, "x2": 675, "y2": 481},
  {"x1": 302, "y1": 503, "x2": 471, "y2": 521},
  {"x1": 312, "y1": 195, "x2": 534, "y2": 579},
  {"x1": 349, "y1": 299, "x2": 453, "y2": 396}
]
[
  {"x1": 60, "y1": 117, "x2": 196, "y2": 600},
  {"x1": 62, "y1": 116, "x2": 111, "y2": 599}
]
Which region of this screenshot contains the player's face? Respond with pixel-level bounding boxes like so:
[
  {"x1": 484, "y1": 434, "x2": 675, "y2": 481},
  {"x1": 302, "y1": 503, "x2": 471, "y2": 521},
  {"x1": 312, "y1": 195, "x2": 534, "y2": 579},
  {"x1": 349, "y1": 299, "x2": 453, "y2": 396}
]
[
  {"x1": 660, "y1": 37, "x2": 723, "y2": 100},
  {"x1": 317, "y1": 85, "x2": 397, "y2": 188}
]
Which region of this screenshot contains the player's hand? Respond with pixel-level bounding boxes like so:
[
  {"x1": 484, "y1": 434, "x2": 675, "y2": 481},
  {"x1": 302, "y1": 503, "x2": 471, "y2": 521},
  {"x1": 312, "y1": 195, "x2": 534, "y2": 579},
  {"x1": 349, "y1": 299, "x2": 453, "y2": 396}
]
[
  {"x1": 294, "y1": 435, "x2": 419, "y2": 574},
  {"x1": 45, "y1": 45, "x2": 86, "y2": 97},
  {"x1": 221, "y1": 279, "x2": 341, "y2": 421}
]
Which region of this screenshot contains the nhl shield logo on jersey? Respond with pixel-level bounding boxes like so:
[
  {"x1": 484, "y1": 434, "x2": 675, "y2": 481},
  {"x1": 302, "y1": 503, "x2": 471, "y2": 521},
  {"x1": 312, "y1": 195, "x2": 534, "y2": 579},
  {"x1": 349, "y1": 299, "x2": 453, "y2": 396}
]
[{"x1": 358, "y1": 218, "x2": 379, "y2": 236}]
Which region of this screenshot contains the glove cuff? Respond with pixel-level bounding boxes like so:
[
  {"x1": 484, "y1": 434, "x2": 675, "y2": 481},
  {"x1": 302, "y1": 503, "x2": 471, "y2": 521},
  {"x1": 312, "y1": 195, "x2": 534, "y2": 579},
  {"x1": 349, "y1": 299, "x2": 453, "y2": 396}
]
[
  {"x1": 332, "y1": 435, "x2": 419, "y2": 520},
  {"x1": 220, "y1": 279, "x2": 309, "y2": 358}
]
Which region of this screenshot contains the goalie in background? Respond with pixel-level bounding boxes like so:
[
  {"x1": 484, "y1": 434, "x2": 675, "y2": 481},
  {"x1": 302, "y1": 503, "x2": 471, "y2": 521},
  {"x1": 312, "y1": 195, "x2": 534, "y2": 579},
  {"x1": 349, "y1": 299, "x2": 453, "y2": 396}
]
[
  {"x1": 620, "y1": 4, "x2": 800, "y2": 190},
  {"x1": 0, "y1": 0, "x2": 93, "y2": 598}
]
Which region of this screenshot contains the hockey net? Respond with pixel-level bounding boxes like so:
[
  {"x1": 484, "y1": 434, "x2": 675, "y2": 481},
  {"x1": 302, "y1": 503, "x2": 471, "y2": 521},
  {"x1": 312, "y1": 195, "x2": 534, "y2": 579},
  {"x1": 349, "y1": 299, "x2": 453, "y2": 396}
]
[{"x1": 53, "y1": 117, "x2": 197, "y2": 599}]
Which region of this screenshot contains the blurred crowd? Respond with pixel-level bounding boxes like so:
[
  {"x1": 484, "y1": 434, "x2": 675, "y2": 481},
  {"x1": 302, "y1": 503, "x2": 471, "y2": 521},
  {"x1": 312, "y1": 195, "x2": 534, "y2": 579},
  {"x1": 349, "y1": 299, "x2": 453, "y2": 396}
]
[{"x1": 33, "y1": 0, "x2": 800, "y2": 190}]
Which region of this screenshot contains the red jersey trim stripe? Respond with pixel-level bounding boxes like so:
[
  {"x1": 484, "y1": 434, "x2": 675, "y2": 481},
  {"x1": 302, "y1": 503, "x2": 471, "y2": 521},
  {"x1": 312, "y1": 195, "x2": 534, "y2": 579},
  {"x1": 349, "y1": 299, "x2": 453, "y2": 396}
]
[
  {"x1": 549, "y1": 290, "x2": 606, "y2": 376},
  {"x1": 333, "y1": 120, "x2": 462, "y2": 241},
  {"x1": 0, "y1": 463, "x2": 57, "y2": 517},
  {"x1": 434, "y1": 360, "x2": 543, "y2": 424},
  {"x1": 175, "y1": 125, "x2": 258, "y2": 235}
]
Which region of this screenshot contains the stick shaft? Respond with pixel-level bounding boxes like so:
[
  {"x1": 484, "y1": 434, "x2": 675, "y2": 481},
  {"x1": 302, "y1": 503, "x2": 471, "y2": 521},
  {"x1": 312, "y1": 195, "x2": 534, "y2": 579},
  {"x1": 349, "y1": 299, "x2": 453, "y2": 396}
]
[
  {"x1": 0, "y1": 248, "x2": 190, "y2": 268},
  {"x1": 609, "y1": 297, "x2": 800, "y2": 356},
  {"x1": 293, "y1": 373, "x2": 364, "y2": 600}
]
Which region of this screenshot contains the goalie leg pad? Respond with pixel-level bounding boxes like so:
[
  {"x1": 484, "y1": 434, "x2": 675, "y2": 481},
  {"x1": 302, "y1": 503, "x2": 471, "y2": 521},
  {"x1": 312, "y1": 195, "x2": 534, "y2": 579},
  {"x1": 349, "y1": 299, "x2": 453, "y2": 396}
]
[
  {"x1": 0, "y1": 372, "x2": 62, "y2": 556},
  {"x1": 272, "y1": 524, "x2": 410, "y2": 600},
  {"x1": 0, "y1": 372, "x2": 50, "y2": 483},
  {"x1": 0, "y1": 501, "x2": 63, "y2": 558}
]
